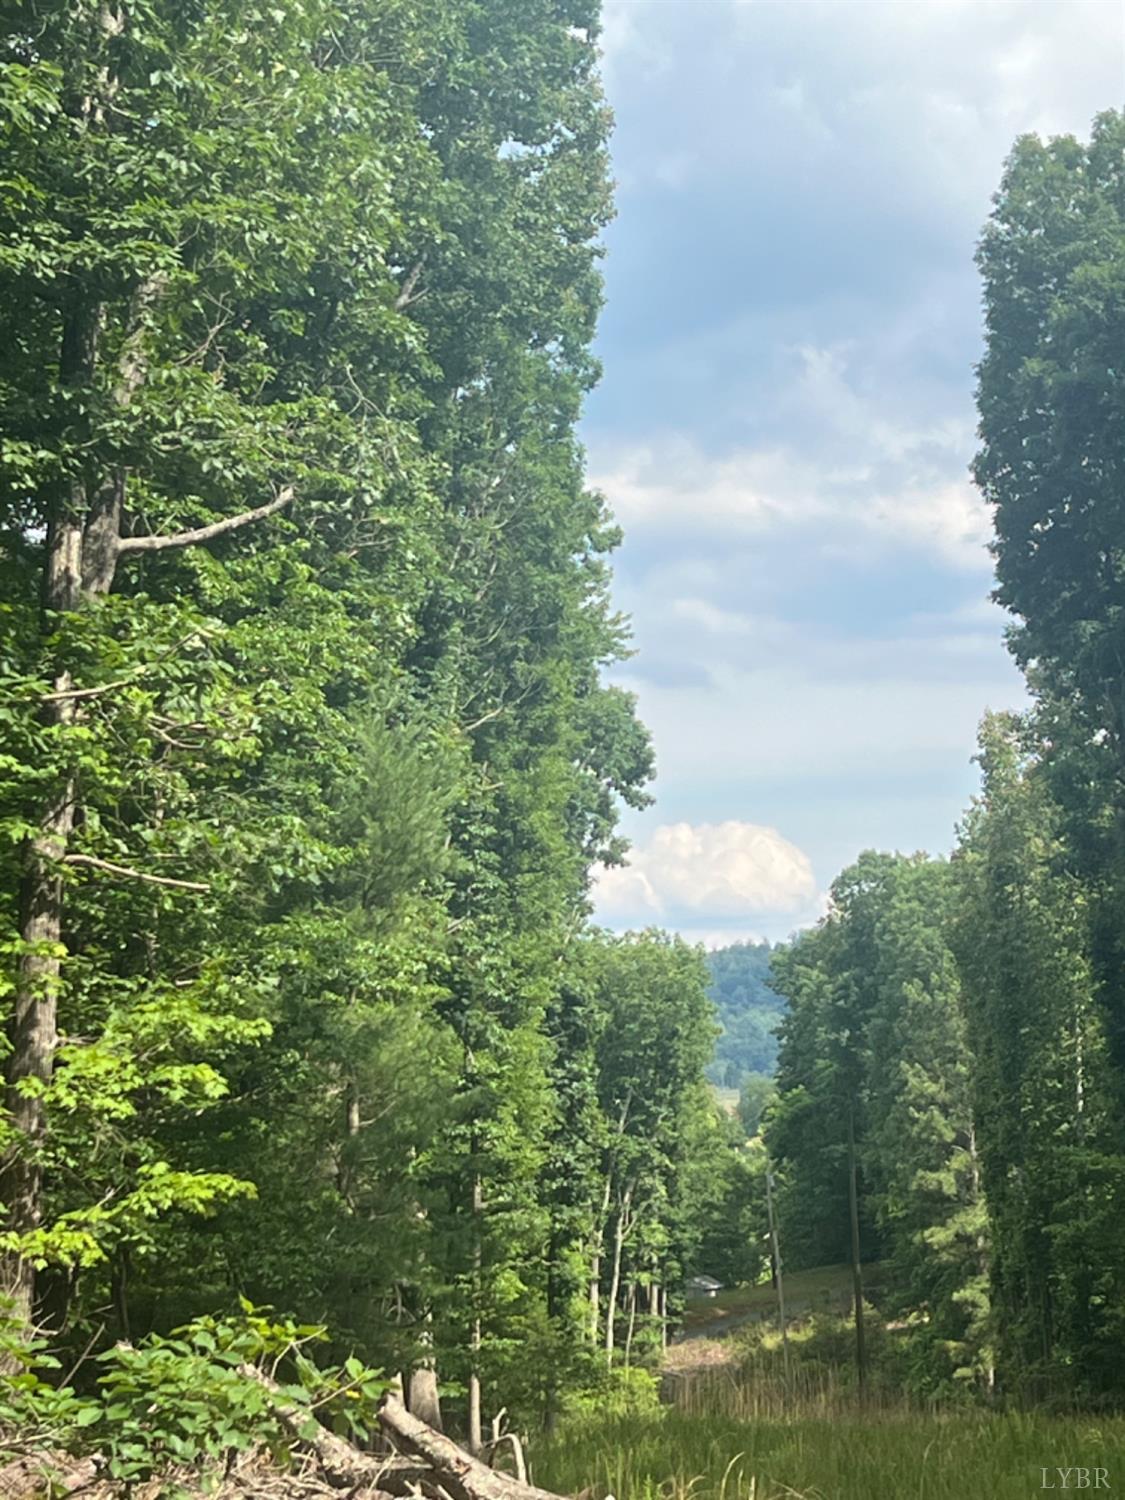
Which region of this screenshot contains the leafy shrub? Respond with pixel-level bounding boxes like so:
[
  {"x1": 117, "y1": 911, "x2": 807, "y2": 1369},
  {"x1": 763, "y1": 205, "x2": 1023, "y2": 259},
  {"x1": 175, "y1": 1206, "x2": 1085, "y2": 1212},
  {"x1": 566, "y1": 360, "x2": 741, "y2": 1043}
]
[
  {"x1": 563, "y1": 1365, "x2": 661, "y2": 1420},
  {"x1": 1, "y1": 1300, "x2": 387, "y2": 1497},
  {"x1": 0, "y1": 1304, "x2": 95, "y2": 1454}
]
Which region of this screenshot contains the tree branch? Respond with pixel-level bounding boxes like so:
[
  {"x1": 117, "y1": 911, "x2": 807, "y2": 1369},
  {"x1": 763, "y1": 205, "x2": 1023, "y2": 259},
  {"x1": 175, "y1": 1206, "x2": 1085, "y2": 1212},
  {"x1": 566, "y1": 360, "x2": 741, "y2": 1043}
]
[
  {"x1": 40, "y1": 680, "x2": 132, "y2": 704},
  {"x1": 461, "y1": 706, "x2": 506, "y2": 734},
  {"x1": 63, "y1": 855, "x2": 210, "y2": 892},
  {"x1": 38, "y1": 629, "x2": 209, "y2": 704},
  {"x1": 118, "y1": 486, "x2": 295, "y2": 556},
  {"x1": 395, "y1": 257, "x2": 426, "y2": 310}
]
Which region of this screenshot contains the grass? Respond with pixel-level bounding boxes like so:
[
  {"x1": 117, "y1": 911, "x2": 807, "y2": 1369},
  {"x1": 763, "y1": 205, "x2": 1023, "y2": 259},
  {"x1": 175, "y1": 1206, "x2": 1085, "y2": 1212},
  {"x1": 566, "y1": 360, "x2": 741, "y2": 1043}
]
[
  {"x1": 537, "y1": 1265, "x2": 1124, "y2": 1498},
  {"x1": 530, "y1": 1408, "x2": 1125, "y2": 1499},
  {"x1": 680, "y1": 1264, "x2": 861, "y2": 1339}
]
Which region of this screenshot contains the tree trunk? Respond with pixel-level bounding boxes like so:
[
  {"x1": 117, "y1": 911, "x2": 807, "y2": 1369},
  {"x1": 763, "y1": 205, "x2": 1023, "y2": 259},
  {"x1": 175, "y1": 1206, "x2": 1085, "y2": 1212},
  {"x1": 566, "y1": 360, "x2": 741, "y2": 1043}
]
[
  {"x1": 409, "y1": 1312, "x2": 444, "y2": 1434},
  {"x1": 847, "y1": 1104, "x2": 867, "y2": 1401},
  {"x1": 623, "y1": 1279, "x2": 637, "y2": 1367},
  {"x1": 603, "y1": 1181, "x2": 633, "y2": 1365},
  {"x1": 378, "y1": 1392, "x2": 564, "y2": 1500},
  {"x1": 3, "y1": 298, "x2": 101, "y2": 1323},
  {"x1": 588, "y1": 1169, "x2": 612, "y2": 1346},
  {"x1": 765, "y1": 1153, "x2": 790, "y2": 1379},
  {"x1": 409, "y1": 1363, "x2": 444, "y2": 1435},
  {"x1": 966, "y1": 1121, "x2": 995, "y2": 1396},
  {"x1": 467, "y1": 1172, "x2": 483, "y2": 1455}
]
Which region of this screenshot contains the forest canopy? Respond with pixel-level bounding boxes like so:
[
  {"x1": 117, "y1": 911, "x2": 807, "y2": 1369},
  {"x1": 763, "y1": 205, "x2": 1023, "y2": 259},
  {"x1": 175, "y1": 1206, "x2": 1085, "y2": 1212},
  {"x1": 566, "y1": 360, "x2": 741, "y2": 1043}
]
[{"x1": 0, "y1": 0, "x2": 749, "y2": 1456}]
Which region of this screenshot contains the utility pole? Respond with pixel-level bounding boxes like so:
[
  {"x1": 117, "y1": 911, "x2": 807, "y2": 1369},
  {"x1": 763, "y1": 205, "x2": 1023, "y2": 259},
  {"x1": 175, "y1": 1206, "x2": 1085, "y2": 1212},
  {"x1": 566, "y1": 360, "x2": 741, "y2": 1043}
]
[
  {"x1": 847, "y1": 1102, "x2": 867, "y2": 1402},
  {"x1": 764, "y1": 1153, "x2": 790, "y2": 1380}
]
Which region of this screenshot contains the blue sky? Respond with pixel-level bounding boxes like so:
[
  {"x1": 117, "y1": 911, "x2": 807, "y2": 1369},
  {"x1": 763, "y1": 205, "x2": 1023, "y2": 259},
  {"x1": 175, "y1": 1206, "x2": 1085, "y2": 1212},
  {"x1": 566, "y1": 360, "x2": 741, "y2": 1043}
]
[{"x1": 589, "y1": 0, "x2": 1125, "y2": 945}]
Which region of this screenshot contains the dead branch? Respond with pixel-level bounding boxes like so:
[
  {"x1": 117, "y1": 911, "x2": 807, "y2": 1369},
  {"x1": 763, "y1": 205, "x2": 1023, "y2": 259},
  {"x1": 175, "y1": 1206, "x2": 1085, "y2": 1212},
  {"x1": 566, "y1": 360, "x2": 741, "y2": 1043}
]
[
  {"x1": 482, "y1": 1434, "x2": 528, "y2": 1487},
  {"x1": 394, "y1": 258, "x2": 425, "y2": 310},
  {"x1": 63, "y1": 855, "x2": 211, "y2": 892},
  {"x1": 377, "y1": 1394, "x2": 561, "y2": 1500},
  {"x1": 118, "y1": 486, "x2": 295, "y2": 556},
  {"x1": 239, "y1": 1369, "x2": 569, "y2": 1500}
]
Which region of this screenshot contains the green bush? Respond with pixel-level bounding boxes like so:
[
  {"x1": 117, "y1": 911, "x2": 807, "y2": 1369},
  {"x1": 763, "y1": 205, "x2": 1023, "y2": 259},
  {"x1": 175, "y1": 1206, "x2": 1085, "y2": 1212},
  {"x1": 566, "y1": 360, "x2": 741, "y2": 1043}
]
[
  {"x1": 0, "y1": 1303, "x2": 94, "y2": 1455},
  {"x1": 562, "y1": 1365, "x2": 661, "y2": 1421},
  {"x1": 0, "y1": 1301, "x2": 387, "y2": 1497}
]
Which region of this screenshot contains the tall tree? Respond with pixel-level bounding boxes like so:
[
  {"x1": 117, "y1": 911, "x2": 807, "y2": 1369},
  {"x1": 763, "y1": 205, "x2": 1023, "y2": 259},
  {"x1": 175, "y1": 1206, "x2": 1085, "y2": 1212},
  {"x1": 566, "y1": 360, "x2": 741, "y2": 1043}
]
[
  {"x1": 975, "y1": 109, "x2": 1125, "y2": 1084},
  {"x1": 952, "y1": 713, "x2": 1123, "y2": 1398}
]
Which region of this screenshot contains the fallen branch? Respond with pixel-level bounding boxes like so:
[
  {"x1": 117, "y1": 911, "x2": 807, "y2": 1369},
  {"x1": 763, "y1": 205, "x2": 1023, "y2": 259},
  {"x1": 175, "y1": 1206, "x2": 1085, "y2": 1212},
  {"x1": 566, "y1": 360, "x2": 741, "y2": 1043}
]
[
  {"x1": 377, "y1": 1394, "x2": 560, "y2": 1500},
  {"x1": 241, "y1": 1369, "x2": 568, "y2": 1500},
  {"x1": 239, "y1": 1365, "x2": 414, "y2": 1495},
  {"x1": 482, "y1": 1434, "x2": 528, "y2": 1486}
]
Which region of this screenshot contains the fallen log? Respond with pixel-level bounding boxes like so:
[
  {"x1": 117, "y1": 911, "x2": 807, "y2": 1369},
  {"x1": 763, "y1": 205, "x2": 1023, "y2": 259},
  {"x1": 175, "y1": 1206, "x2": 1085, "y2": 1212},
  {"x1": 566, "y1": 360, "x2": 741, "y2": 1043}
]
[
  {"x1": 240, "y1": 1368, "x2": 568, "y2": 1500},
  {"x1": 237, "y1": 1365, "x2": 405, "y2": 1495},
  {"x1": 376, "y1": 1394, "x2": 560, "y2": 1500}
]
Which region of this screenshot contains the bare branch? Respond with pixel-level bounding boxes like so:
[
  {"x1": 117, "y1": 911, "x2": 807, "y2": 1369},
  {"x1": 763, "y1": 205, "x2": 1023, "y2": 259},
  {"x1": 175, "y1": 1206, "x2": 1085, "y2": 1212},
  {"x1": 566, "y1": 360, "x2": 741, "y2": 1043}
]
[
  {"x1": 394, "y1": 257, "x2": 426, "y2": 310},
  {"x1": 63, "y1": 854, "x2": 210, "y2": 892},
  {"x1": 40, "y1": 680, "x2": 131, "y2": 704},
  {"x1": 38, "y1": 629, "x2": 208, "y2": 704},
  {"x1": 461, "y1": 706, "x2": 506, "y2": 734},
  {"x1": 118, "y1": 486, "x2": 295, "y2": 557}
]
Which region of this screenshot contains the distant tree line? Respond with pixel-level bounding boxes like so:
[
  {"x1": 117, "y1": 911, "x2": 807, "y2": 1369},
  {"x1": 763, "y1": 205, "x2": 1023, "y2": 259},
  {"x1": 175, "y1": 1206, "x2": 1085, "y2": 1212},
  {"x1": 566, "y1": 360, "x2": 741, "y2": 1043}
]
[{"x1": 705, "y1": 940, "x2": 783, "y2": 1085}]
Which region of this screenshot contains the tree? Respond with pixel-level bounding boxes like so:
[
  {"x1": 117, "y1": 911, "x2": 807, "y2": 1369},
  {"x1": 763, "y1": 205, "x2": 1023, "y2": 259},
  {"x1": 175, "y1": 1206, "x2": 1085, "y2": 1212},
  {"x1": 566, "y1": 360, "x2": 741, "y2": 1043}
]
[
  {"x1": 975, "y1": 109, "x2": 1125, "y2": 1085},
  {"x1": 952, "y1": 713, "x2": 1123, "y2": 1399},
  {"x1": 585, "y1": 931, "x2": 714, "y2": 1362},
  {"x1": 0, "y1": 0, "x2": 445, "y2": 1321},
  {"x1": 864, "y1": 859, "x2": 991, "y2": 1394},
  {"x1": 737, "y1": 1072, "x2": 776, "y2": 1138}
]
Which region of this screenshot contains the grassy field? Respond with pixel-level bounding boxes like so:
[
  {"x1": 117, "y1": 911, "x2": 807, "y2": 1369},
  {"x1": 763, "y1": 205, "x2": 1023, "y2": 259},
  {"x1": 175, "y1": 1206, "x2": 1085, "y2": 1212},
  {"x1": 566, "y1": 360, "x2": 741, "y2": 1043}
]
[
  {"x1": 679, "y1": 1264, "x2": 860, "y2": 1339},
  {"x1": 535, "y1": 1267, "x2": 1125, "y2": 1498},
  {"x1": 531, "y1": 1408, "x2": 1125, "y2": 1499}
]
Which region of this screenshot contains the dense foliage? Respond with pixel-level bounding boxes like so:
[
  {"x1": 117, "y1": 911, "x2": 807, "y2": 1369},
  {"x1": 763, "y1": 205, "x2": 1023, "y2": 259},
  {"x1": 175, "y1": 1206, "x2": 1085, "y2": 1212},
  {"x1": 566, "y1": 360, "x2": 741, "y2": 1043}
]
[
  {"x1": 0, "y1": 0, "x2": 750, "y2": 1450},
  {"x1": 768, "y1": 854, "x2": 990, "y2": 1395},
  {"x1": 766, "y1": 109, "x2": 1125, "y2": 1406}
]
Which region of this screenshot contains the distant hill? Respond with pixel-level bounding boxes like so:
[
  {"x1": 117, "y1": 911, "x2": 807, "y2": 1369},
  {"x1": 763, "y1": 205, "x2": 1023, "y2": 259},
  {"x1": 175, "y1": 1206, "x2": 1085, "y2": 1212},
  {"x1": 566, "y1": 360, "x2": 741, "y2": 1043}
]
[{"x1": 705, "y1": 940, "x2": 785, "y2": 1087}]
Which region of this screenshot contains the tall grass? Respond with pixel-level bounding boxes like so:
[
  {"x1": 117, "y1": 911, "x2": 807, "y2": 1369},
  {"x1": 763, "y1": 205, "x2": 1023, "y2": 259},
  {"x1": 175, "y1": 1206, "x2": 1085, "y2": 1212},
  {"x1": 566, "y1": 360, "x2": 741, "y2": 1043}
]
[{"x1": 531, "y1": 1408, "x2": 1125, "y2": 1500}]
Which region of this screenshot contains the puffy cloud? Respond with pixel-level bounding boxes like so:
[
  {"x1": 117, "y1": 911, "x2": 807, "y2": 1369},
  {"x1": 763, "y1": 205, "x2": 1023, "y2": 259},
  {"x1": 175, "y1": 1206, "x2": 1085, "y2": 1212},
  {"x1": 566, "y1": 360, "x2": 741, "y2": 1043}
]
[{"x1": 595, "y1": 820, "x2": 819, "y2": 926}]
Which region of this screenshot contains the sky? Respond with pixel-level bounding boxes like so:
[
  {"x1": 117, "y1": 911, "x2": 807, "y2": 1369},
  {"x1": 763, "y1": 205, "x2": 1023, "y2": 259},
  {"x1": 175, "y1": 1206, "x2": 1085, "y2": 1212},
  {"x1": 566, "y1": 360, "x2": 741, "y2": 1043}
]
[{"x1": 588, "y1": 0, "x2": 1125, "y2": 947}]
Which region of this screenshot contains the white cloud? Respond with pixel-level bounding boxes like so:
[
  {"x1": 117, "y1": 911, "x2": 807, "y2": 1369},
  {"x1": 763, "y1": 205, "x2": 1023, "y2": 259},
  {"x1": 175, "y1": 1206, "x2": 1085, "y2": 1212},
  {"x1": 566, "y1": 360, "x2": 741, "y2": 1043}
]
[
  {"x1": 589, "y1": 330, "x2": 996, "y2": 569},
  {"x1": 604, "y1": 0, "x2": 1123, "y2": 218},
  {"x1": 593, "y1": 434, "x2": 991, "y2": 571},
  {"x1": 595, "y1": 819, "x2": 819, "y2": 925}
]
